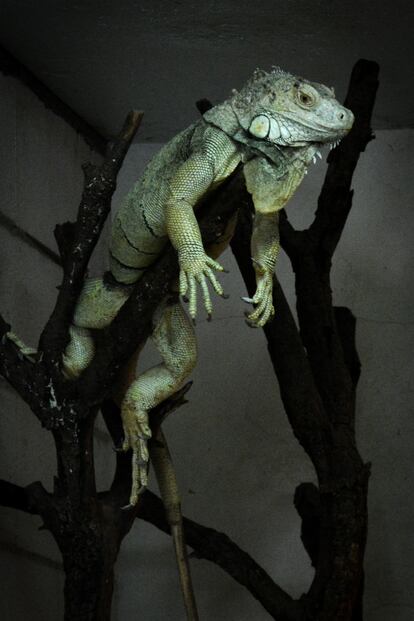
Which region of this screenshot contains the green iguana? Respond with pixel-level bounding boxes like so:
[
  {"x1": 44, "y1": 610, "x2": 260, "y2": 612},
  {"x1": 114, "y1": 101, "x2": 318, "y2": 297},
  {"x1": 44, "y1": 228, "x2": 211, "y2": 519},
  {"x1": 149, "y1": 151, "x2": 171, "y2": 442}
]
[
  {"x1": 8, "y1": 67, "x2": 353, "y2": 620},
  {"x1": 63, "y1": 67, "x2": 353, "y2": 508}
]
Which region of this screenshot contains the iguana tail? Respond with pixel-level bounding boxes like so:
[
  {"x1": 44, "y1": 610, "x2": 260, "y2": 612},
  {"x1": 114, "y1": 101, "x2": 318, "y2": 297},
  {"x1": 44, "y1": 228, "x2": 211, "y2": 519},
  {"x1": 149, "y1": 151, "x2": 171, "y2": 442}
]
[{"x1": 150, "y1": 426, "x2": 199, "y2": 621}]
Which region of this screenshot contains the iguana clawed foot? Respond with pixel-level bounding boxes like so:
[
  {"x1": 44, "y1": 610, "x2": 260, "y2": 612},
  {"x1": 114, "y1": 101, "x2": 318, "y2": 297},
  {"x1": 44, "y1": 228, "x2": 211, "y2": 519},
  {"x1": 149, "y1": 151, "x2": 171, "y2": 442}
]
[
  {"x1": 120, "y1": 399, "x2": 152, "y2": 505},
  {"x1": 179, "y1": 252, "x2": 227, "y2": 320},
  {"x1": 242, "y1": 261, "x2": 275, "y2": 328}
]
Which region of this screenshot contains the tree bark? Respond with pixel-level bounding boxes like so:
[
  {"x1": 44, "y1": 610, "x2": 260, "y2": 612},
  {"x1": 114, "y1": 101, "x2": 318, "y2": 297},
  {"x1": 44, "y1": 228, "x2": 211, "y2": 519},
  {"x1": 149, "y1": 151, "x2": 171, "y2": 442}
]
[{"x1": 230, "y1": 59, "x2": 378, "y2": 620}]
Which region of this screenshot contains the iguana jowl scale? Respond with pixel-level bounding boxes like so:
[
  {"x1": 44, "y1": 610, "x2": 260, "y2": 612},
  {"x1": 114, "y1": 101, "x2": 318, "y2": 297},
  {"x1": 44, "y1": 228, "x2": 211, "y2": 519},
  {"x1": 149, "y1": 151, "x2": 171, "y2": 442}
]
[{"x1": 62, "y1": 67, "x2": 354, "y2": 505}]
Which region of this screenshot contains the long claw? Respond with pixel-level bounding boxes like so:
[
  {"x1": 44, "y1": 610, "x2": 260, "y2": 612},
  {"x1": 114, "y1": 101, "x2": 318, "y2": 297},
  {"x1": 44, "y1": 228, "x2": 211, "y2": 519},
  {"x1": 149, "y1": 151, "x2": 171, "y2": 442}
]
[
  {"x1": 241, "y1": 296, "x2": 254, "y2": 304},
  {"x1": 245, "y1": 319, "x2": 258, "y2": 329}
]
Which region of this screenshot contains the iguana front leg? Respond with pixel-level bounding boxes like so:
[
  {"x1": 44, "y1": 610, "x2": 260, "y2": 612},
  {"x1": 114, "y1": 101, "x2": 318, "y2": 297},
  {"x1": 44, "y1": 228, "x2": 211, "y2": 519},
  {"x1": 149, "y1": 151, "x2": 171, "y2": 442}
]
[
  {"x1": 243, "y1": 156, "x2": 306, "y2": 327},
  {"x1": 166, "y1": 137, "x2": 238, "y2": 319},
  {"x1": 246, "y1": 211, "x2": 280, "y2": 327}
]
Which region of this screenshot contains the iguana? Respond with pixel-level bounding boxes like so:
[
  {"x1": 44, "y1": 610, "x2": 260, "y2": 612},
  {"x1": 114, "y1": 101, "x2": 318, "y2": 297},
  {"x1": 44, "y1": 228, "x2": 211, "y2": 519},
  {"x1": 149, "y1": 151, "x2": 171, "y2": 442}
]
[
  {"x1": 8, "y1": 67, "x2": 354, "y2": 620},
  {"x1": 63, "y1": 67, "x2": 353, "y2": 505}
]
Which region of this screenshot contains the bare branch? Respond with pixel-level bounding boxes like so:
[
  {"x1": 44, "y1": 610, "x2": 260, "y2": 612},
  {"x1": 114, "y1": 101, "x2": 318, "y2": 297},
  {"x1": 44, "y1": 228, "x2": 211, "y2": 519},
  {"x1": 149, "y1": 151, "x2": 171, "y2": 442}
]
[
  {"x1": 309, "y1": 59, "x2": 379, "y2": 256},
  {"x1": 0, "y1": 479, "x2": 53, "y2": 518},
  {"x1": 0, "y1": 315, "x2": 43, "y2": 417},
  {"x1": 38, "y1": 111, "x2": 144, "y2": 378},
  {"x1": 0, "y1": 479, "x2": 36, "y2": 514},
  {"x1": 230, "y1": 206, "x2": 332, "y2": 482},
  {"x1": 138, "y1": 490, "x2": 302, "y2": 621},
  {"x1": 230, "y1": 59, "x2": 377, "y2": 620}
]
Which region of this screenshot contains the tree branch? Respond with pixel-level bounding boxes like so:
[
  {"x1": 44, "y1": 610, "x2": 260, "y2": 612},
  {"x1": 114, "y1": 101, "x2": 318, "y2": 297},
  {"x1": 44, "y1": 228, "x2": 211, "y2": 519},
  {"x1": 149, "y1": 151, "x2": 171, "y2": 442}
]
[
  {"x1": 38, "y1": 111, "x2": 144, "y2": 378},
  {"x1": 0, "y1": 479, "x2": 36, "y2": 514},
  {"x1": 230, "y1": 59, "x2": 377, "y2": 620},
  {"x1": 138, "y1": 490, "x2": 301, "y2": 621},
  {"x1": 0, "y1": 315, "x2": 43, "y2": 417},
  {"x1": 0, "y1": 478, "x2": 53, "y2": 517},
  {"x1": 230, "y1": 206, "x2": 332, "y2": 482},
  {"x1": 309, "y1": 59, "x2": 379, "y2": 257}
]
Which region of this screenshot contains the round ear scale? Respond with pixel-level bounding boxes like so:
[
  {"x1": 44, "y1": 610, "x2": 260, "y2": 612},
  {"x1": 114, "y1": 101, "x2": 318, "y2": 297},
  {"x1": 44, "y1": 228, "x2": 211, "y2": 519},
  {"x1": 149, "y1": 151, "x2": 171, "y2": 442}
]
[{"x1": 249, "y1": 114, "x2": 270, "y2": 139}]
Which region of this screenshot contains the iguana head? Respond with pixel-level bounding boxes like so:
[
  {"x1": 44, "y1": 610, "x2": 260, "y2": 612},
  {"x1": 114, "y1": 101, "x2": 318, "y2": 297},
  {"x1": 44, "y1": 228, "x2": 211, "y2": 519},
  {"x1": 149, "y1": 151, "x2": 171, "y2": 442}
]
[{"x1": 204, "y1": 67, "x2": 354, "y2": 161}]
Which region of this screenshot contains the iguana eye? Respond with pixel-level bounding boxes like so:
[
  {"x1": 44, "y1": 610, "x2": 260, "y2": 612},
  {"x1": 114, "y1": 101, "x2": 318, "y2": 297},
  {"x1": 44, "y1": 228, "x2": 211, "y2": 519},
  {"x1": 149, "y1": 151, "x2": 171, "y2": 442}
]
[
  {"x1": 297, "y1": 89, "x2": 317, "y2": 108},
  {"x1": 249, "y1": 114, "x2": 270, "y2": 138}
]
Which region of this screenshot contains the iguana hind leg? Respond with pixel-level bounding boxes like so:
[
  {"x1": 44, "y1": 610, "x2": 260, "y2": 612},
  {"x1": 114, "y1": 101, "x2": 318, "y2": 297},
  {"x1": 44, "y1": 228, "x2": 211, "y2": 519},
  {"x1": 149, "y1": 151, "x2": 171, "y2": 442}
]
[
  {"x1": 62, "y1": 277, "x2": 131, "y2": 379},
  {"x1": 121, "y1": 296, "x2": 197, "y2": 505}
]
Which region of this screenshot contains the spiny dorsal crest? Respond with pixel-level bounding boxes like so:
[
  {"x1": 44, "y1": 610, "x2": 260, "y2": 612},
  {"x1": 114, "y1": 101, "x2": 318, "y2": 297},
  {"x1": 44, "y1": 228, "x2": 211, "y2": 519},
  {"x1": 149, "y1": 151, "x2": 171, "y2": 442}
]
[{"x1": 232, "y1": 66, "x2": 294, "y2": 111}]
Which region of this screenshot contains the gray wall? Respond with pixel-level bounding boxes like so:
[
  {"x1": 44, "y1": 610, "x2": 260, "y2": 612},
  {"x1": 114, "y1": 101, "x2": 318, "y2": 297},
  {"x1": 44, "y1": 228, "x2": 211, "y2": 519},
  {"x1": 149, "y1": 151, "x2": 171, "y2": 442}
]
[{"x1": 0, "y1": 70, "x2": 413, "y2": 620}]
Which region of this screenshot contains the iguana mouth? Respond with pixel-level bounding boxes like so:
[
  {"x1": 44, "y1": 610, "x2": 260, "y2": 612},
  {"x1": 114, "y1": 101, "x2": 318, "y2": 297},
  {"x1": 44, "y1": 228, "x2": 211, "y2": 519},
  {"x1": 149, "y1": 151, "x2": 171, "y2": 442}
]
[{"x1": 280, "y1": 112, "x2": 353, "y2": 135}]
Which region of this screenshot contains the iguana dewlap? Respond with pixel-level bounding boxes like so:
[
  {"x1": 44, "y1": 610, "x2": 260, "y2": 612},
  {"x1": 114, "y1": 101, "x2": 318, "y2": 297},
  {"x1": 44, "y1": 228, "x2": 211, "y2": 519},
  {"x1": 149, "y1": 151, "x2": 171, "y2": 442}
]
[{"x1": 63, "y1": 67, "x2": 354, "y2": 505}]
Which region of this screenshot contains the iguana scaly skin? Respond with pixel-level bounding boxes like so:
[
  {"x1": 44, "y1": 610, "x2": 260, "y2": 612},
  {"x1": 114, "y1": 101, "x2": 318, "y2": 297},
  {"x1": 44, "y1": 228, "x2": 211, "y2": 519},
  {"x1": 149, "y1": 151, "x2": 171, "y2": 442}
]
[{"x1": 62, "y1": 67, "x2": 354, "y2": 505}]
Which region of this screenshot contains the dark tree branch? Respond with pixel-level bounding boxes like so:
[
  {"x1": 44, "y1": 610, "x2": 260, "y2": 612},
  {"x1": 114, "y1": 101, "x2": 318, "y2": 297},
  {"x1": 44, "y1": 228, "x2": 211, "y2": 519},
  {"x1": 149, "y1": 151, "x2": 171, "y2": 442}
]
[
  {"x1": 138, "y1": 490, "x2": 301, "y2": 621},
  {"x1": 0, "y1": 479, "x2": 37, "y2": 514},
  {"x1": 0, "y1": 479, "x2": 56, "y2": 530},
  {"x1": 230, "y1": 59, "x2": 378, "y2": 620},
  {"x1": 230, "y1": 207, "x2": 332, "y2": 482},
  {"x1": 38, "y1": 110, "x2": 143, "y2": 380},
  {"x1": 0, "y1": 110, "x2": 145, "y2": 619},
  {"x1": 309, "y1": 59, "x2": 379, "y2": 256},
  {"x1": 294, "y1": 483, "x2": 321, "y2": 568},
  {"x1": 291, "y1": 61, "x2": 378, "y2": 429},
  {"x1": 0, "y1": 315, "x2": 42, "y2": 417},
  {"x1": 333, "y1": 307, "x2": 361, "y2": 389}
]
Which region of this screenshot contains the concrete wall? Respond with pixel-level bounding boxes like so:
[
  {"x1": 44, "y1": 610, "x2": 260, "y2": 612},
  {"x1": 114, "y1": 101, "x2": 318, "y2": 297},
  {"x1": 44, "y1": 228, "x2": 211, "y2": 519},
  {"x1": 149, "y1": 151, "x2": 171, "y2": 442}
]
[
  {"x1": 0, "y1": 72, "x2": 102, "y2": 620},
  {"x1": 0, "y1": 70, "x2": 413, "y2": 620}
]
